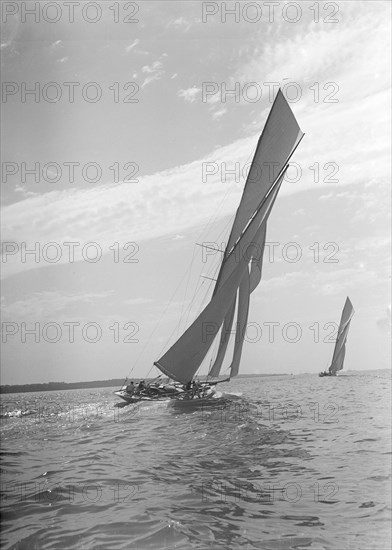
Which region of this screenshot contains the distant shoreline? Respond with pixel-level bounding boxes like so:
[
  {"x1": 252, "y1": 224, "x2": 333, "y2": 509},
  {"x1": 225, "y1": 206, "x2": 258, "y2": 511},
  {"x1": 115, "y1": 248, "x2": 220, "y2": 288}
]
[{"x1": 0, "y1": 373, "x2": 288, "y2": 394}]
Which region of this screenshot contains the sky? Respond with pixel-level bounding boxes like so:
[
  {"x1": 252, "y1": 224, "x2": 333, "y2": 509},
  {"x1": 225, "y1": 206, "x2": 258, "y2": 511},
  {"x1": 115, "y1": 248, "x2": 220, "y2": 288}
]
[{"x1": 1, "y1": 0, "x2": 391, "y2": 384}]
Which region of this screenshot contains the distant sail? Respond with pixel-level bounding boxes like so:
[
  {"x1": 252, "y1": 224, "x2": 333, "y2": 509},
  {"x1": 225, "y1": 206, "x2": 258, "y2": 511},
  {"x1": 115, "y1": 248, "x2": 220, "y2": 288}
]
[
  {"x1": 328, "y1": 297, "x2": 354, "y2": 375},
  {"x1": 333, "y1": 346, "x2": 346, "y2": 373}
]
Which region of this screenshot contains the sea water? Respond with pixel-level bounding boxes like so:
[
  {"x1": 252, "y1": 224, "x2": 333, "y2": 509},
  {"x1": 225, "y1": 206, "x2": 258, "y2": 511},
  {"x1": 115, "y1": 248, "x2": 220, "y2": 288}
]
[{"x1": 1, "y1": 370, "x2": 390, "y2": 549}]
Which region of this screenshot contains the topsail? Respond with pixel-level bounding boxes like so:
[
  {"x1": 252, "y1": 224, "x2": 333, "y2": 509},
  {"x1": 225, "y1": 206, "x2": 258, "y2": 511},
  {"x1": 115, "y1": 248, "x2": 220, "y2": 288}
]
[
  {"x1": 222, "y1": 89, "x2": 303, "y2": 259},
  {"x1": 154, "y1": 90, "x2": 303, "y2": 385}
]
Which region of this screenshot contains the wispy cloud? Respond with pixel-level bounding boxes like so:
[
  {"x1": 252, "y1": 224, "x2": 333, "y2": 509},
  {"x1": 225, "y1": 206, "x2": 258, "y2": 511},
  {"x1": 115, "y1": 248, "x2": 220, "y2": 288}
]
[
  {"x1": 125, "y1": 39, "x2": 140, "y2": 53},
  {"x1": 1, "y1": 2, "x2": 390, "y2": 289},
  {"x1": 1, "y1": 121, "x2": 389, "y2": 280},
  {"x1": 168, "y1": 17, "x2": 192, "y2": 32},
  {"x1": 51, "y1": 40, "x2": 62, "y2": 49},
  {"x1": 178, "y1": 86, "x2": 201, "y2": 103},
  {"x1": 2, "y1": 291, "x2": 114, "y2": 320},
  {"x1": 123, "y1": 297, "x2": 153, "y2": 306},
  {"x1": 14, "y1": 185, "x2": 38, "y2": 199},
  {"x1": 262, "y1": 266, "x2": 387, "y2": 297},
  {"x1": 212, "y1": 107, "x2": 227, "y2": 120},
  {"x1": 142, "y1": 61, "x2": 163, "y2": 74},
  {"x1": 141, "y1": 60, "x2": 165, "y2": 88}
]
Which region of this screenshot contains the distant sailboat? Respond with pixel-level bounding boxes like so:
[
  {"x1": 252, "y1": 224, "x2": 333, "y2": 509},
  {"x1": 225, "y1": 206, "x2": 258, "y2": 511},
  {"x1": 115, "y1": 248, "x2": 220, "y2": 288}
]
[
  {"x1": 115, "y1": 90, "x2": 303, "y2": 403},
  {"x1": 319, "y1": 297, "x2": 354, "y2": 377}
]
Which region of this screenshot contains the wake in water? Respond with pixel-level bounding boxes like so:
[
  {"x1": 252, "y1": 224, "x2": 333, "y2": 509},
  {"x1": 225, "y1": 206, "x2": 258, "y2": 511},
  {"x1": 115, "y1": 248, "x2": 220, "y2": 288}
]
[
  {"x1": 1, "y1": 409, "x2": 38, "y2": 418},
  {"x1": 1, "y1": 374, "x2": 390, "y2": 550}
]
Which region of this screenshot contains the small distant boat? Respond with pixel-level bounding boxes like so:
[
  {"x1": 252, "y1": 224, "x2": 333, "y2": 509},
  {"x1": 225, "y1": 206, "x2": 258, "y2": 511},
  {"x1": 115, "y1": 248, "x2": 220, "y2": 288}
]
[
  {"x1": 115, "y1": 89, "x2": 303, "y2": 404},
  {"x1": 319, "y1": 297, "x2": 354, "y2": 377}
]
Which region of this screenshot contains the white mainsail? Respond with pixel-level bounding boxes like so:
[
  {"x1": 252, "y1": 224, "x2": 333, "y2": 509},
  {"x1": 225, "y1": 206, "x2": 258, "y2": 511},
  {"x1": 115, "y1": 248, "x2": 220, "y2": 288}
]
[
  {"x1": 328, "y1": 297, "x2": 354, "y2": 375},
  {"x1": 154, "y1": 90, "x2": 303, "y2": 385}
]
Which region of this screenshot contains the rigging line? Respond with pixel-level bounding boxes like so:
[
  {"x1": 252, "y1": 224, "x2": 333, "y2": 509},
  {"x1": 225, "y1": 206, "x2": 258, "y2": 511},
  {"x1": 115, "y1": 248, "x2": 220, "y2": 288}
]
[
  {"x1": 196, "y1": 145, "x2": 256, "y2": 247},
  {"x1": 170, "y1": 144, "x2": 256, "y2": 339},
  {"x1": 127, "y1": 248, "x2": 203, "y2": 377},
  {"x1": 185, "y1": 252, "x2": 222, "y2": 328},
  {"x1": 214, "y1": 133, "x2": 305, "y2": 294},
  {"x1": 195, "y1": 275, "x2": 215, "y2": 316},
  {"x1": 183, "y1": 278, "x2": 207, "y2": 331},
  {"x1": 171, "y1": 247, "x2": 218, "y2": 350},
  {"x1": 172, "y1": 240, "x2": 219, "y2": 340},
  {"x1": 183, "y1": 261, "x2": 216, "y2": 330},
  {"x1": 177, "y1": 235, "x2": 222, "y2": 335},
  {"x1": 213, "y1": 163, "x2": 288, "y2": 298},
  {"x1": 154, "y1": 140, "x2": 258, "y2": 364},
  {"x1": 216, "y1": 139, "x2": 264, "y2": 243},
  {"x1": 176, "y1": 250, "x2": 216, "y2": 338},
  {"x1": 178, "y1": 282, "x2": 204, "y2": 337},
  {"x1": 194, "y1": 263, "x2": 235, "y2": 381},
  {"x1": 208, "y1": 211, "x2": 237, "y2": 256},
  {"x1": 193, "y1": 210, "x2": 234, "y2": 294},
  {"x1": 205, "y1": 285, "x2": 240, "y2": 380},
  {"x1": 203, "y1": 319, "x2": 223, "y2": 378},
  {"x1": 176, "y1": 243, "x2": 198, "y2": 339},
  {"x1": 157, "y1": 206, "x2": 238, "y2": 356},
  {"x1": 161, "y1": 240, "x2": 210, "y2": 344},
  {"x1": 156, "y1": 279, "x2": 208, "y2": 358},
  {"x1": 227, "y1": 133, "x2": 305, "y2": 257},
  {"x1": 145, "y1": 364, "x2": 161, "y2": 380},
  {"x1": 193, "y1": 140, "x2": 256, "y2": 246},
  {"x1": 195, "y1": 188, "x2": 232, "y2": 244},
  {"x1": 174, "y1": 236, "x2": 224, "y2": 338},
  {"x1": 179, "y1": 225, "x2": 226, "y2": 332}
]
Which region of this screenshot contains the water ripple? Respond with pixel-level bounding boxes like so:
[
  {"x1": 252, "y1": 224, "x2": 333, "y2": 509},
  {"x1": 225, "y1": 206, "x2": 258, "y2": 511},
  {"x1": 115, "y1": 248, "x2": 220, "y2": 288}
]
[{"x1": 1, "y1": 371, "x2": 390, "y2": 549}]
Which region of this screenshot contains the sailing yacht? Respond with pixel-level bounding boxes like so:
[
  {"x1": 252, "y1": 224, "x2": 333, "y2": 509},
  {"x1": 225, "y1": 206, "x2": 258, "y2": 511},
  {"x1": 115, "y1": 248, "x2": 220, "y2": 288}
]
[
  {"x1": 319, "y1": 297, "x2": 355, "y2": 377},
  {"x1": 115, "y1": 89, "x2": 303, "y2": 403}
]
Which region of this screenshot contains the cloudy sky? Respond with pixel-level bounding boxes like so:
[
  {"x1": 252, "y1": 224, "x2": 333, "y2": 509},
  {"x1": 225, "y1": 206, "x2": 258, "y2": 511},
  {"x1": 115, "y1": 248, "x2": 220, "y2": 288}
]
[{"x1": 1, "y1": 1, "x2": 391, "y2": 384}]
